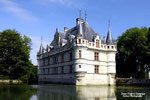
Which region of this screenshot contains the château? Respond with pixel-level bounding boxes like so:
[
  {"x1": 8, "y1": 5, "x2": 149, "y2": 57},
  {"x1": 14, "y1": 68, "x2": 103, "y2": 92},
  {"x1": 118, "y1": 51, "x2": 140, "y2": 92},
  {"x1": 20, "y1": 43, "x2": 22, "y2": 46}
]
[{"x1": 37, "y1": 13, "x2": 117, "y2": 85}]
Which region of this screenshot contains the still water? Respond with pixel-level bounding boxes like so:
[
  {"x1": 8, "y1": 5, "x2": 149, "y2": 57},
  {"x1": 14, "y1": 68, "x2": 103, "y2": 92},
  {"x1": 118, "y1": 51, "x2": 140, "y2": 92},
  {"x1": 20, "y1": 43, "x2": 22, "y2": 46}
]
[{"x1": 0, "y1": 84, "x2": 150, "y2": 100}]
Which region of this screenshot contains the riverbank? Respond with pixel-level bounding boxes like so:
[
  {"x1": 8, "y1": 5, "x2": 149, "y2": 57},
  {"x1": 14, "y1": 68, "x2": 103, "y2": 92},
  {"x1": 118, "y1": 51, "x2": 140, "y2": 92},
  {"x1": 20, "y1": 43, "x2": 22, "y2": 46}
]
[
  {"x1": 116, "y1": 78, "x2": 150, "y2": 86},
  {"x1": 0, "y1": 80, "x2": 22, "y2": 84},
  {"x1": 1, "y1": 78, "x2": 150, "y2": 86}
]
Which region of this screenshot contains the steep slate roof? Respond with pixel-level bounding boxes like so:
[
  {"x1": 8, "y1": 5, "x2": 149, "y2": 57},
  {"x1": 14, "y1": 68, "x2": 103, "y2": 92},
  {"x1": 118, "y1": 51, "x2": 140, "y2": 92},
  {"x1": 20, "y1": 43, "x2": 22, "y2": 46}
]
[
  {"x1": 50, "y1": 17, "x2": 115, "y2": 46},
  {"x1": 66, "y1": 21, "x2": 96, "y2": 42},
  {"x1": 50, "y1": 31, "x2": 66, "y2": 46}
]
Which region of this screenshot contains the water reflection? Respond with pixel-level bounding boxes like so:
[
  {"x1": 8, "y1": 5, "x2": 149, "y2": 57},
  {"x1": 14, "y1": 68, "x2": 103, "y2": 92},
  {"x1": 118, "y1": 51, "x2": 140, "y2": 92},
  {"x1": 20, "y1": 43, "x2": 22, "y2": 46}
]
[
  {"x1": 33, "y1": 85, "x2": 150, "y2": 100},
  {"x1": 0, "y1": 84, "x2": 36, "y2": 100},
  {"x1": 35, "y1": 85, "x2": 116, "y2": 100},
  {"x1": 0, "y1": 84, "x2": 150, "y2": 100}
]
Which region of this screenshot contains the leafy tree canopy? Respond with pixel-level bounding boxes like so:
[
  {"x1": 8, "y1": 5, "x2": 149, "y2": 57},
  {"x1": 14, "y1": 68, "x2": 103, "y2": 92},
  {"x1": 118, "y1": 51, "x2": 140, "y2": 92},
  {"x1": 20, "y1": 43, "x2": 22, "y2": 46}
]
[
  {"x1": 0, "y1": 29, "x2": 35, "y2": 82},
  {"x1": 116, "y1": 27, "x2": 150, "y2": 78}
]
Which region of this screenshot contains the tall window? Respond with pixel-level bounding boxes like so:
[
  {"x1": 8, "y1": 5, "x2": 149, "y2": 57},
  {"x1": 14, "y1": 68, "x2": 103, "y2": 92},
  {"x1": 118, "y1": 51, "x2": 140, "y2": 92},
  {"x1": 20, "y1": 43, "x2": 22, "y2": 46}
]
[
  {"x1": 48, "y1": 68, "x2": 50, "y2": 74},
  {"x1": 43, "y1": 69, "x2": 45, "y2": 75},
  {"x1": 48, "y1": 57, "x2": 50, "y2": 65},
  {"x1": 61, "y1": 54, "x2": 64, "y2": 62},
  {"x1": 43, "y1": 59, "x2": 45, "y2": 66},
  {"x1": 61, "y1": 66, "x2": 64, "y2": 74},
  {"x1": 69, "y1": 52, "x2": 72, "y2": 61},
  {"x1": 96, "y1": 40, "x2": 99, "y2": 47},
  {"x1": 54, "y1": 56, "x2": 58, "y2": 64},
  {"x1": 95, "y1": 65, "x2": 99, "y2": 73},
  {"x1": 94, "y1": 52, "x2": 99, "y2": 61},
  {"x1": 56, "y1": 56, "x2": 58, "y2": 63},
  {"x1": 54, "y1": 67, "x2": 58, "y2": 74},
  {"x1": 79, "y1": 50, "x2": 82, "y2": 58},
  {"x1": 53, "y1": 57, "x2": 56, "y2": 64},
  {"x1": 70, "y1": 65, "x2": 72, "y2": 74}
]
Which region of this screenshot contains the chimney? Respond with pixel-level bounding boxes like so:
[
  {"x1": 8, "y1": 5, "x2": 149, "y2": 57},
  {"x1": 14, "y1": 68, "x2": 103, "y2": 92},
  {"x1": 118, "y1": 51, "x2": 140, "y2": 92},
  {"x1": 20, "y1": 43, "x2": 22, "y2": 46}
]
[
  {"x1": 103, "y1": 36, "x2": 106, "y2": 43},
  {"x1": 76, "y1": 18, "x2": 84, "y2": 26},
  {"x1": 64, "y1": 27, "x2": 68, "y2": 32}
]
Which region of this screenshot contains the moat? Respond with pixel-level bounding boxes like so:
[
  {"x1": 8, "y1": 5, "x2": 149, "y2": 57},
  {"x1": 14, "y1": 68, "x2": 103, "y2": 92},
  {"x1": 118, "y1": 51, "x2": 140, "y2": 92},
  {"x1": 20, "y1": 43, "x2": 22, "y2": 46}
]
[{"x1": 0, "y1": 84, "x2": 150, "y2": 100}]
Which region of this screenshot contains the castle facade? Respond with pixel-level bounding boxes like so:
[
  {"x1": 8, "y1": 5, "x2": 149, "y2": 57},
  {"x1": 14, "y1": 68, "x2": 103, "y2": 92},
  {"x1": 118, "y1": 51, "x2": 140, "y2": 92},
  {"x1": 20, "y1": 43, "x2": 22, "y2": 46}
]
[{"x1": 37, "y1": 14, "x2": 117, "y2": 85}]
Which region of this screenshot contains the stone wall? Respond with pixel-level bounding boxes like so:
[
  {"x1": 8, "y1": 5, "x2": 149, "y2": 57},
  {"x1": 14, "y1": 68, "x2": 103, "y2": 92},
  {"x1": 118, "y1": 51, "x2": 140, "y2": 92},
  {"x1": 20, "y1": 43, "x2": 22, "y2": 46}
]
[{"x1": 116, "y1": 78, "x2": 150, "y2": 86}]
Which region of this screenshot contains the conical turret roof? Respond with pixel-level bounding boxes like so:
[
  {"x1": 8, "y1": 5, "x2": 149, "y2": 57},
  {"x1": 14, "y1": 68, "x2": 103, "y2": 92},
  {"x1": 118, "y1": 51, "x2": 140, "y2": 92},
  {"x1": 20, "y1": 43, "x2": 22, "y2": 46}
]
[{"x1": 106, "y1": 22, "x2": 114, "y2": 44}]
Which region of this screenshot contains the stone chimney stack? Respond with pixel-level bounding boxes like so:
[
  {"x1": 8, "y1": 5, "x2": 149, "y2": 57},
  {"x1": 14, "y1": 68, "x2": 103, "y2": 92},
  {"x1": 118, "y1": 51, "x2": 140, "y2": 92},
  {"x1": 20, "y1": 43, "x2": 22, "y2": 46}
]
[
  {"x1": 64, "y1": 27, "x2": 68, "y2": 32},
  {"x1": 76, "y1": 18, "x2": 84, "y2": 26}
]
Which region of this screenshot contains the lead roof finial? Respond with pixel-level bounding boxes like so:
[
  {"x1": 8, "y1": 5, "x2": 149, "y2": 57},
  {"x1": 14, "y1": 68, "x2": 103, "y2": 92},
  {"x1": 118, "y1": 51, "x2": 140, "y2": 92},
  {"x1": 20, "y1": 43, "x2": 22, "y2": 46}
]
[
  {"x1": 108, "y1": 19, "x2": 110, "y2": 28},
  {"x1": 38, "y1": 36, "x2": 44, "y2": 54},
  {"x1": 79, "y1": 10, "x2": 81, "y2": 19},
  {"x1": 41, "y1": 36, "x2": 43, "y2": 46},
  {"x1": 85, "y1": 10, "x2": 87, "y2": 22}
]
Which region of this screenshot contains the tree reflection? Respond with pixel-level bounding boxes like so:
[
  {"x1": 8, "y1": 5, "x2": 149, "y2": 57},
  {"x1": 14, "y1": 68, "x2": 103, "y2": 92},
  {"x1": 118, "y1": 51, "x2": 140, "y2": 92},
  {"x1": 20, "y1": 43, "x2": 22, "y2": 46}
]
[{"x1": 0, "y1": 84, "x2": 37, "y2": 100}]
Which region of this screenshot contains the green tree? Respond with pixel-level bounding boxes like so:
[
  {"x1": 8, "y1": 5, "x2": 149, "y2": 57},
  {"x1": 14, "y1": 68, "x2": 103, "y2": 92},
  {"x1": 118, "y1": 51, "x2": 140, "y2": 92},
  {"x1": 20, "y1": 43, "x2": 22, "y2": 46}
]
[
  {"x1": 0, "y1": 29, "x2": 34, "y2": 82},
  {"x1": 28, "y1": 65, "x2": 38, "y2": 84},
  {"x1": 116, "y1": 27, "x2": 150, "y2": 78}
]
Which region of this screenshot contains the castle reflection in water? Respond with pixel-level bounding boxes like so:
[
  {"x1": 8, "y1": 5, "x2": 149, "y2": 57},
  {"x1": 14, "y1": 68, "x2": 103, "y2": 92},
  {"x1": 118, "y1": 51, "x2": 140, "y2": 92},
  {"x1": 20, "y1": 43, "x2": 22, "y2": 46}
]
[{"x1": 35, "y1": 85, "x2": 116, "y2": 100}]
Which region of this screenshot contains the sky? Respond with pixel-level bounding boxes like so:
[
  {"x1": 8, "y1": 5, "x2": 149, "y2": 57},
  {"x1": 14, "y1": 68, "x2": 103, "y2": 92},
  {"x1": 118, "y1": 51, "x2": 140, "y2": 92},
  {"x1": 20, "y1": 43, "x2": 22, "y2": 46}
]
[{"x1": 0, "y1": 0, "x2": 150, "y2": 65}]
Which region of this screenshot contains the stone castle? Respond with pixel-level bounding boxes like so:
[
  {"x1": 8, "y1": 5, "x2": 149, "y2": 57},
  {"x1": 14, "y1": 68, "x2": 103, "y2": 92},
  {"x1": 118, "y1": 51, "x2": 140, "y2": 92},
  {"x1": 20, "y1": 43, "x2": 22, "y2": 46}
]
[{"x1": 37, "y1": 13, "x2": 117, "y2": 85}]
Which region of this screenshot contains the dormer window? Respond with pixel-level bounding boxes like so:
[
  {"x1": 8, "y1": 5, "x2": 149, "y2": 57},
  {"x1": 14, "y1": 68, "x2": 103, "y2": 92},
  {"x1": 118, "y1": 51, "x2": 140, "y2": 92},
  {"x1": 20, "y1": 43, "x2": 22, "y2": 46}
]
[
  {"x1": 96, "y1": 40, "x2": 99, "y2": 47},
  {"x1": 78, "y1": 39, "x2": 81, "y2": 44},
  {"x1": 82, "y1": 40, "x2": 84, "y2": 44},
  {"x1": 89, "y1": 43, "x2": 91, "y2": 46},
  {"x1": 107, "y1": 46, "x2": 109, "y2": 49},
  {"x1": 93, "y1": 43, "x2": 94, "y2": 47}
]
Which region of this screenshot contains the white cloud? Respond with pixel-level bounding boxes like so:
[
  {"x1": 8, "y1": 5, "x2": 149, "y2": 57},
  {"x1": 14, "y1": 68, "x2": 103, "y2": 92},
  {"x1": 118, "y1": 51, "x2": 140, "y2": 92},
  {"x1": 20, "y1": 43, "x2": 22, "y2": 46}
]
[
  {"x1": 37, "y1": 0, "x2": 84, "y2": 8},
  {"x1": 38, "y1": 0, "x2": 72, "y2": 6},
  {"x1": 29, "y1": 36, "x2": 50, "y2": 65},
  {"x1": 0, "y1": 0, "x2": 38, "y2": 21}
]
